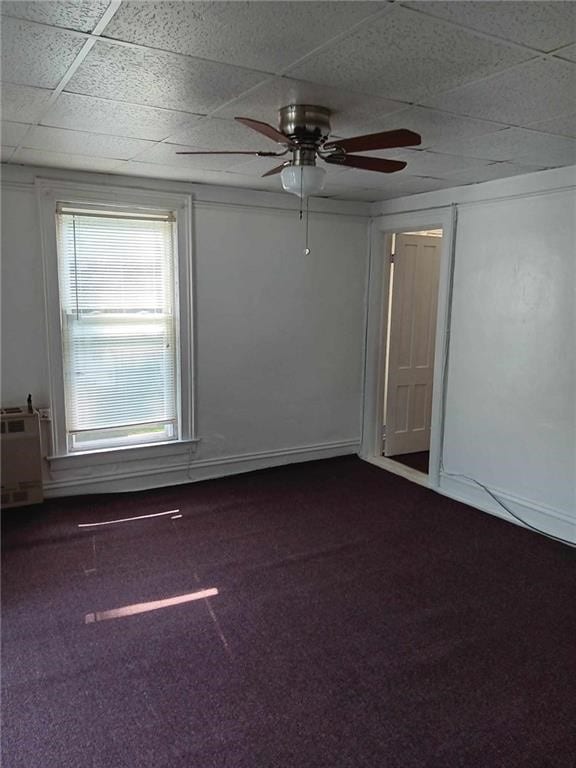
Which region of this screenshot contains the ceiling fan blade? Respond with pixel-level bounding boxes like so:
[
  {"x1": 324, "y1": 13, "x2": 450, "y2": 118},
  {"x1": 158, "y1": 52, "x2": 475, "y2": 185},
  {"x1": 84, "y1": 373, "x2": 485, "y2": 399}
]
[
  {"x1": 324, "y1": 155, "x2": 407, "y2": 173},
  {"x1": 235, "y1": 116, "x2": 292, "y2": 146},
  {"x1": 175, "y1": 150, "x2": 283, "y2": 156},
  {"x1": 262, "y1": 163, "x2": 288, "y2": 178},
  {"x1": 324, "y1": 129, "x2": 421, "y2": 154}
]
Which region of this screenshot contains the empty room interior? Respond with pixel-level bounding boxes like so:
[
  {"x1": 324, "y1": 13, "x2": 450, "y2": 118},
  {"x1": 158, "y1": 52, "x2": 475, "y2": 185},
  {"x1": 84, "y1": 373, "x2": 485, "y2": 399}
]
[{"x1": 1, "y1": 1, "x2": 575, "y2": 766}]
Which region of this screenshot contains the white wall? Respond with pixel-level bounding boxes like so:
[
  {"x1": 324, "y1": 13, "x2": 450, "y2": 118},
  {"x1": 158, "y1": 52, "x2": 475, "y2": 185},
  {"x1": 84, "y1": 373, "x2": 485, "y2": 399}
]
[
  {"x1": 370, "y1": 166, "x2": 576, "y2": 542},
  {"x1": 445, "y1": 190, "x2": 575, "y2": 515},
  {"x1": 1, "y1": 165, "x2": 370, "y2": 494}
]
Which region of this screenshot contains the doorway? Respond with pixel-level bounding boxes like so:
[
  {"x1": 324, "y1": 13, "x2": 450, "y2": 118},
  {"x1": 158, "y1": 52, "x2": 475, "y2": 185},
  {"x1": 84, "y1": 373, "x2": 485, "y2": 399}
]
[
  {"x1": 360, "y1": 206, "x2": 455, "y2": 490},
  {"x1": 382, "y1": 230, "x2": 443, "y2": 476}
]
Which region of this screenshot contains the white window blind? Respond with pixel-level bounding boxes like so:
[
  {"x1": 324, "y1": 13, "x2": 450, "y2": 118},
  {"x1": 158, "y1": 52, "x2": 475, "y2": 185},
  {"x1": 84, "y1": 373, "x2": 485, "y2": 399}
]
[{"x1": 56, "y1": 205, "x2": 179, "y2": 452}]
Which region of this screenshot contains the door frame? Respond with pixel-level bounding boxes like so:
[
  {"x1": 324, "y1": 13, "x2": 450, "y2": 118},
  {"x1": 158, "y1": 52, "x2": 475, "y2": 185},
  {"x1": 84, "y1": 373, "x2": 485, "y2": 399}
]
[{"x1": 360, "y1": 206, "x2": 457, "y2": 490}]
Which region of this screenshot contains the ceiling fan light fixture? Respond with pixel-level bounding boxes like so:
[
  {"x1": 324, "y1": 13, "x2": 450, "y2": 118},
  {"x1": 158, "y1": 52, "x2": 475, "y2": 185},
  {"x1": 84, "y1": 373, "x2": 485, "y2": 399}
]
[{"x1": 281, "y1": 165, "x2": 326, "y2": 198}]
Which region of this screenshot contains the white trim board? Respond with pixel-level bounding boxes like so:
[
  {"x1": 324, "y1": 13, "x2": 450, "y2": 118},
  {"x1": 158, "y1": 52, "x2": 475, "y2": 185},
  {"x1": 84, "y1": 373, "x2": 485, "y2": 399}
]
[
  {"x1": 363, "y1": 455, "x2": 430, "y2": 488},
  {"x1": 35, "y1": 177, "x2": 196, "y2": 458},
  {"x1": 360, "y1": 205, "x2": 456, "y2": 493},
  {"x1": 43, "y1": 439, "x2": 360, "y2": 496},
  {"x1": 438, "y1": 472, "x2": 575, "y2": 546}
]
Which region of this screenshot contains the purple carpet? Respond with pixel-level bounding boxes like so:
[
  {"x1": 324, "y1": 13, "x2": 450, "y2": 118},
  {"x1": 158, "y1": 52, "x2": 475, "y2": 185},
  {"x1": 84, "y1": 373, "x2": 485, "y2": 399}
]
[
  {"x1": 390, "y1": 451, "x2": 430, "y2": 474},
  {"x1": 2, "y1": 456, "x2": 575, "y2": 767}
]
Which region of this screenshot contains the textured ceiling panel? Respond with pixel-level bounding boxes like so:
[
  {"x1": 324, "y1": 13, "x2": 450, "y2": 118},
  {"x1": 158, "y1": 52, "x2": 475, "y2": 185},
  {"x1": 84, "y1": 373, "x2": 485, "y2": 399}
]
[
  {"x1": 1, "y1": 147, "x2": 16, "y2": 162},
  {"x1": 42, "y1": 92, "x2": 197, "y2": 141},
  {"x1": 1, "y1": 1, "x2": 110, "y2": 33},
  {"x1": 372, "y1": 148, "x2": 493, "y2": 176},
  {"x1": 23, "y1": 125, "x2": 154, "y2": 159},
  {"x1": 320, "y1": 186, "x2": 391, "y2": 201},
  {"x1": 13, "y1": 147, "x2": 124, "y2": 172},
  {"x1": 211, "y1": 76, "x2": 408, "y2": 137},
  {"x1": 323, "y1": 174, "x2": 454, "y2": 196},
  {"x1": 526, "y1": 113, "x2": 576, "y2": 140},
  {"x1": 433, "y1": 128, "x2": 576, "y2": 167},
  {"x1": 556, "y1": 43, "x2": 576, "y2": 62},
  {"x1": 286, "y1": 5, "x2": 533, "y2": 103},
  {"x1": 102, "y1": 1, "x2": 387, "y2": 73},
  {"x1": 133, "y1": 141, "x2": 256, "y2": 171},
  {"x1": 423, "y1": 58, "x2": 576, "y2": 126},
  {"x1": 118, "y1": 161, "x2": 283, "y2": 192},
  {"x1": 1, "y1": 17, "x2": 85, "y2": 89},
  {"x1": 441, "y1": 162, "x2": 549, "y2": 184},
  {"x1": 164, "y1": 116, "x2": 283, "y2": 151},
  {"x1": 0, "y1": 84, "x2": 53, "y2": 123},
  {"x1": 403, "y1": 1, "x2": 576, "y2": 53},
  {"x1": 355, "y1": 106, "x2": 508, "y2": 151},
  {"x1": 1, "y1": 121, "x2": 31, "y2": 146},
  {"x1": 1, "y1": 1, "x2": 575, "y2": 200},
  {"x1": 65, "y1": 40, "x2": 270, "y2": 113},
  {"x1": 115, "y1": 161, "x2": 207, "y2": 181}
]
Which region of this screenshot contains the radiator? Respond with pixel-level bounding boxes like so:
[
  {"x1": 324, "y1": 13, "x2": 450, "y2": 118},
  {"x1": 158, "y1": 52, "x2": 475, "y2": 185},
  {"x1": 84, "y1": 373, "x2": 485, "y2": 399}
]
[{"x1": 1, "y1": 407, "x2": 44, "y2": 508}]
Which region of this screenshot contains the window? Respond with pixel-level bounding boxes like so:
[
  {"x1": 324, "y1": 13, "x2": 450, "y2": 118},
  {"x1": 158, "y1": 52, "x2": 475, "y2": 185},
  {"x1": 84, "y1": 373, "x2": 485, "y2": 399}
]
[
  {"x1": 56, "y1": 205, "x2": 179, "y2": 452},
  {"x1": 38, "y1": 181, "x2": 194, "y2": 460}
]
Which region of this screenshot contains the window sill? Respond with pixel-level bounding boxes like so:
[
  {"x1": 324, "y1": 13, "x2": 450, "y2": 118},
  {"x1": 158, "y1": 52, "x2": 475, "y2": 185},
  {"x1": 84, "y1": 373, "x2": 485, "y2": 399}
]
[{"x1": 47, "y1": 438, "x2": 199, "y2": 473}]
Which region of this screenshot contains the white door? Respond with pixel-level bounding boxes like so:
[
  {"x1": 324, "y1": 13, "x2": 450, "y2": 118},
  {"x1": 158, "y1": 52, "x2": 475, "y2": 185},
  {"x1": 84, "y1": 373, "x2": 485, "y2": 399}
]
[{"x1": 384, "y1": 234, "x2": 441, "y2": 457}]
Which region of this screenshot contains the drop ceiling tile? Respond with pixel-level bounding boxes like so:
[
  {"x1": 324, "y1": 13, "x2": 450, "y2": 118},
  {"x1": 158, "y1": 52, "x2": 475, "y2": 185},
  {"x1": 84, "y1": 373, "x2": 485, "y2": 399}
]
[
  {"x1": 103, "y1": 1, "x2": 387, "y2": 73},
  {"x1": 433, "y1": 127, "x2": 576, "y2": 166},
  {"x1": 1, "y1": 17, "x2": 86, "y2": 89},
  {"x1": 198, "y1": 172, "x2": 281, "y2": 192},
  {"x1": 117, "y1": 161, "x2": 223, "y2": 182},
  {"x1": 1, "y1": 146, "x2": 16, "y2": 162},
  {"x1": 355, "y1": 106, "x2": 509, "y2": 151},
  {"x1": 404, "y1": 1, "x2": 576, "y2": 53},
  {"x1": 286, "y1": 5, "x2": 533, "y2": 103},
  {"x1": 164, "y1": 116, "x2": 281, "y2": 151},
  {"x1": 118, "y1": 161, "x2": 282, "y2": 192},
  {"x1": 441, "y1": 162, "x2": 549, "y2": 185},
  {"x1": 42, "y1": 92, "x2": 197, "y2": 141},
  {"x1": 23, "y1": 125, "x2": 154, "y2": 160},
  {"x1": 378, "y1": 178, "x2": 461, "y2": 199},
  {"x1": 525, "y1": 113, "x2": 576, "y2": 139},
  {"x1": 423, "y1": 58, "x2": 576, "y2": 126},
  {"x1": 133, "y1": 142, "x2": 253, "y2": 171},
  {"x1": 66, "y1": 39, "x2": 270, "y2": 113},
  {"x1": 0, "y1": 84, "x2": 54, "y2": 123},
  {"x1": 370, "y1": 148, "x2": 493, "y2": 176},
  {"x1": 1, "y1": 122, "x2": 31, "y2": 146},
  {"x1": 323, "y1": 174, "x2": 455, "y2": 197},
  {"x1": 1, "y1": 1, "x2": 110, "y2": 33},
  {"x1": 224, "y1": 156, "x2": 289, "y2": 177},
  {"x1": 12, "y1": 147, "x2": 124, "y2": 172},
  {"x1": 212, "y1": 76, "x2": 408, "y2": 136},
  {"x1": 321, "y1": 188, "x2": 386, "y2": 202},
  {"x1": 556, "y1": 43, "x2": 576, "y2": 62}
]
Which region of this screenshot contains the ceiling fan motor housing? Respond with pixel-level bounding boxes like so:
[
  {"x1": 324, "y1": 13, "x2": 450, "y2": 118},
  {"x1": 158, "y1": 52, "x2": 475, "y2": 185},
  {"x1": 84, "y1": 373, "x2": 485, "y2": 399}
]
[{"x1": 279, "y1": 105, "x2": 331, "y2": 165}]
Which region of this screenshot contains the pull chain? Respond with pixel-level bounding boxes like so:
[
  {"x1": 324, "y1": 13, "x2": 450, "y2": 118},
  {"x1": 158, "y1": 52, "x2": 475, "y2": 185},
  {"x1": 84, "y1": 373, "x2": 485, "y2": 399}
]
[{"x1": 304, "y1": 196, "x2": 311, "y2": 255}]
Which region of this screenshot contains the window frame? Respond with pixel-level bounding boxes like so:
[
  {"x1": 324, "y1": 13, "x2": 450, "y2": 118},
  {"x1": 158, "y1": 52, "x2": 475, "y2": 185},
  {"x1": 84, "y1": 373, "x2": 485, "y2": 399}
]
[{"x1": 37, "y1": 179, "x2": 195, "y2": 459}]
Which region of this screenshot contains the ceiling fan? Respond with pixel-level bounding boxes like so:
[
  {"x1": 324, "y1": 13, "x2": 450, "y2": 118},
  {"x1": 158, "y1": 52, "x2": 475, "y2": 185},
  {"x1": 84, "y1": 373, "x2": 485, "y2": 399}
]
[{"x1": 177, "y1": 104, "x2": 421, "y2": 197}]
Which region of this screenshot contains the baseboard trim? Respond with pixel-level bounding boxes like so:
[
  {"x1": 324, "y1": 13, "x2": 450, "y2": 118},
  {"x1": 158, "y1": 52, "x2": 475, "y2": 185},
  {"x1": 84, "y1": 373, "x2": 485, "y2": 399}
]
[
  {"x1": 438, "y1": 472, "x2": 575, "y2": 545},
  {"x1": 360, "y1": 454, "x2": 574, "y2": 546},
  {"x1": 362, "y1": 455, "x2": 430, "y2": 488},
  {"x1": 43, "y1": 439, "x2": 359, "y2": 497}
]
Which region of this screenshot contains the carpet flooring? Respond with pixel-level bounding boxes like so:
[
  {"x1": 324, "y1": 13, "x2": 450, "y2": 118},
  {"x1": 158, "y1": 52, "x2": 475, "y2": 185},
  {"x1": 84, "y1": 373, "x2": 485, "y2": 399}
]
[
  {"x1": 2, "y1": 456, "x2": 575, "y2": 768},
  {"x1": 389, "y1": 451, "x2": 430, "y2": 474}
]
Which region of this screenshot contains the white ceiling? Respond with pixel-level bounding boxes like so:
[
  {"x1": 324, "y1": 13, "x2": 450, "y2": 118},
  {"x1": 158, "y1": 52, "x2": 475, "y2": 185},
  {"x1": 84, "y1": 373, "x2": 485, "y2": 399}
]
[{"x1": 1, "y1": 0, "x2": 576, "y2": 201}]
